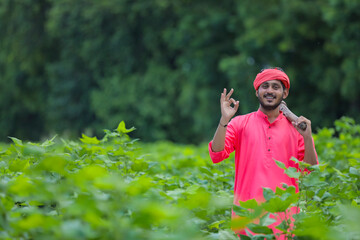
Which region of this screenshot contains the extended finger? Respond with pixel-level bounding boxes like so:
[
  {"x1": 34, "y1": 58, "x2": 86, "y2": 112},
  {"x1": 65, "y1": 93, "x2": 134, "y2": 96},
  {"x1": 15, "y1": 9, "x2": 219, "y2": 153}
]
[
  {"x1": 220, "y1": 88, "x2": 226, "y2": 102},
  {"x1": 226, "y1": 88, "x2": 234, "y2": 100},
  {"x1": 229, "y1": 98, "x2": 237, "y2": 105},
  {"x1": 234, "y1": 101, "x2": 240, "y2": 112}
]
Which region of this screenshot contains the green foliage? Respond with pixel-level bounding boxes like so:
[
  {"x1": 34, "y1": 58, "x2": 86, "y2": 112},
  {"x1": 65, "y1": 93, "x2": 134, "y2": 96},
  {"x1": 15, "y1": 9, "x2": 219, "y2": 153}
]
[
  {"x1": 0, "y1": 122, "x2": 237, "y2": 239},
  {"x1": 0, "y1": 117, "x2": 360, "y2": 239},
  {"x1": 1, "y1": 117, "x2": 360, "y2": 239}
]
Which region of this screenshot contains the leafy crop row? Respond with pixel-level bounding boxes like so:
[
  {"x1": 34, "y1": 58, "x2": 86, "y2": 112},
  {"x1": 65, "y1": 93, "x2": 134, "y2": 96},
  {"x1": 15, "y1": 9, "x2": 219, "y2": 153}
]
[{"x1": 0, "y1": 118, "x2": 359, "y2": 239}]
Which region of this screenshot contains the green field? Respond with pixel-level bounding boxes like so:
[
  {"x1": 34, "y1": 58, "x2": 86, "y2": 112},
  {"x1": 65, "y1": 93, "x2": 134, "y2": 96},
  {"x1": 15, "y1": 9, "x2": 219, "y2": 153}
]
[{"x1": 0, "y1": 119, "x2": 359, "y2": 240}]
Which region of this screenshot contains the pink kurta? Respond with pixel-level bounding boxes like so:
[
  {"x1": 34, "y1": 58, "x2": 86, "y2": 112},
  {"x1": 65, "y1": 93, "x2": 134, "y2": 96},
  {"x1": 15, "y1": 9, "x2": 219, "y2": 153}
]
[{"x1": 208, "y1": 109, "x2": 317, "y2": 238}]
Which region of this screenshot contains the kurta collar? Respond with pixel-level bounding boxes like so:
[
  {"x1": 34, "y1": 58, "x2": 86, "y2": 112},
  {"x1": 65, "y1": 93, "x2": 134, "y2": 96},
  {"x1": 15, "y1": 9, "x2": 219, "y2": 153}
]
[{"x1": 256, "y1": 108, "x2": 285, "y2": 124}]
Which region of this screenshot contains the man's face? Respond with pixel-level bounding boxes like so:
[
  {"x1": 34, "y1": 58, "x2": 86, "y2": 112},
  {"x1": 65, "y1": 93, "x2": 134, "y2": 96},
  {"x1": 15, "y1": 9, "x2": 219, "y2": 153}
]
[{"x1": 256, "y1": 80, "x2": 288, "y2": 111}]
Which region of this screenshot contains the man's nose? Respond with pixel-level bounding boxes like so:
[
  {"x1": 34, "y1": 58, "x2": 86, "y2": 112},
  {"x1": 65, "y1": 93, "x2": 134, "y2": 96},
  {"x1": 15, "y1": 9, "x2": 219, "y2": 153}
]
[{"x1": 266, "y1": 87, "x2": 275, "y2": 93}]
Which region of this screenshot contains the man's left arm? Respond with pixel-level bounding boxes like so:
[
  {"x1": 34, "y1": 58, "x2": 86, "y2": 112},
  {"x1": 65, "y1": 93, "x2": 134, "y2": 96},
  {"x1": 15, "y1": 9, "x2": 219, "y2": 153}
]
[{"x1": 293, "y1": 116, "x2": 318, "y2": 165}]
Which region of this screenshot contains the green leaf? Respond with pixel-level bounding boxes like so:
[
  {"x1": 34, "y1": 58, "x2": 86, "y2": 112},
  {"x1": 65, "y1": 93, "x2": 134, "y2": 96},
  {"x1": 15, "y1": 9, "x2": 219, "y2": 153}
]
[
  {"x1": 217, "y1": 230, "x2": 239, "y2": 240},
  {"x1": 275, "y1": 185, "x2": 296, "y2": 197},
  {"x1": 1, "y1": 196, "x2": 15, "y2": 211},
  {"x1": 231, "y1": 216, "x2": 252, "y2": 230},
  {"x1": 275, "y1": 219, "x2": 288, "y2": 232},
  {"x1": 290, "y1": 157, "x2": 300, "y2": 164},
  {"x1": 275, "y1": 187, "x2": 286, "y2": 196},
  {"x1": 116, "y1": 121, "x2": 135, "y2": 134},
  {"x1": 260, "y1": 234, "x2": 277, "y2": 240},
  {"x1": 40, "y1": 154, "x2": 68, "y2": 174},
  {"x1": 239, "y1": 199, "x2": 258, "y2": 209},
  {"x1": 8, "y1": 137, "x2": 23, "y2": 146},
  {"x1": 75, "y1": 165, "x2": 108, "y2": 182},
  {"x1": 17, "y1": 214, "x2": 47, "y2": 230},
  {"x1": 332, "y1": 167, "x2": 346, "y2": 177},
  {"x1": 260, "y1": 213, "x2": 277, "y2": 226},
  {"x1": 285, "y1": 185, "x2": 296, "y2": 195},
  {"x1": 60, "y1": 220, "x2": 96, "y2": 238},
  {"x1": 238, "y1": 234, "x2": 251, "y2": 240},
  {"x1": 131, "y1": 160, "x2": 149, "y2": 172},
  {"x1": 23, "y1": 144, "x2": 46, "y2": 156},
  {"x1": 351, "y1": 200, "x2": 359, "y2": 207},
  {"x1": 247, "y1": 223, "x2": 273, "y2": 234},
  {"x1": 302, "y1": 171, "x2": 327, "y2": 188},
  {"x1": 263, "y1": 188, "x2": 275, "y2": 201},
  {"x1": 80, "y1": 134, "x2": 100, "y2": 144},
  {"x1": 9, "y1": 159, "x2": 30, "y2": 172},
  {"x1": 263, "y1": 197, "x2": 292, "y2": 213},
  {"x1": 284, "y1": 167, "x2": 301, "y2": 179},
  {"x1": 200, "y1": 166, "x2": 214, "y2": 176},
  {"x1": 233, "y1": 205, "x2": 251, "y2": 217},
  {"x1": 185, "y1": 185, "x2": 201, "y2": 194},
  {"x1": 293, "y1": 214, "x2": 329, "y2": 239},
  {"x1": 40, "y1": 135, "x2": 57, "y2": 147},
  {"x1": 208, "y1": 220, "x2": 225, "y2": 230},
  {"x1": 274, "y1": 160, "x2": 286, "y2": 169},
  {"x1": 8, "y1": 175, "x2": 35, "y2": 196},
  {"x1": 349, "y1": 167, "x2": 360, "y2": 177}
]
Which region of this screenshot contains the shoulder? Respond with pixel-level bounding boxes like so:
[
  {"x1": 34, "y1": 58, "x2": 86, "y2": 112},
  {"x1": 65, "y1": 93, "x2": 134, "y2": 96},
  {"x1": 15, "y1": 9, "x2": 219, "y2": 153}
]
[
  {"x1": 229, "y1": 112, "x2": 256, "y2": 129},
  {"x1": 281, "y1": 117, "x2": 304, "y2": 140}
]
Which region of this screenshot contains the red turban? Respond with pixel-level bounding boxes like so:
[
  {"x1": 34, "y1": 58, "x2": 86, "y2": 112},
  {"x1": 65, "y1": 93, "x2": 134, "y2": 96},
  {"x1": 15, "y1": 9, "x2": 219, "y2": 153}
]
[{"x1": 253, "y1": 68, "x2": 290, "y2": 90}]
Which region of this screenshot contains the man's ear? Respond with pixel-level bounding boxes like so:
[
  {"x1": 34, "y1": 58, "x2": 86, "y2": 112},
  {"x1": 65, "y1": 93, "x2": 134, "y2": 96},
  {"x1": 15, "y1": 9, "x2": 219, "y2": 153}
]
[
  {"x1": 255, "y1": 90, "x2": 259, "y2": 97},
  {"x1": 283, "y1": 88, "x2": 289, "y2": 99}
]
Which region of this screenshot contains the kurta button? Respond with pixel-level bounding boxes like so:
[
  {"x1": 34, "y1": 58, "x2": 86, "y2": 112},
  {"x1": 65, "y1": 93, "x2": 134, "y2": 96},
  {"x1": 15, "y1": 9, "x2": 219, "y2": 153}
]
[
  {"x1": 268, "y1": 149, "x2": 270, "y2": 151},
  {"x1": 269, "y1": 137, "x2": 271, "y2": 140}
]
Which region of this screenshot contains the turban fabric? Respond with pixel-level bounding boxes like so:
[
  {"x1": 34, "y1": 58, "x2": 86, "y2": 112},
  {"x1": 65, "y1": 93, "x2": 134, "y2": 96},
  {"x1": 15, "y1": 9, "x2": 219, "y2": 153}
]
[{"x1": 253, "y1": 68, "x2": 290, "y2": 90}]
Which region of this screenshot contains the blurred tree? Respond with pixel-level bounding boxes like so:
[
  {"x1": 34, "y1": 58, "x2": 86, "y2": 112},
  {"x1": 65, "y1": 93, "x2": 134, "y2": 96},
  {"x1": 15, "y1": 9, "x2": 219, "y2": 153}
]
[
  {"x1": 1, "y1": 0, "x2": 360, "y2": 143},
  {"x1": 45, "y1": 0, "x2": 102, "y2": 136},
  {"x1": 91, "y1": 0, "x2": 236, "y2": 142},
  {"x1": 0, "y1": 0, "x2": 49, "y2": 141},
  {"x1": 320, "y1": 0, "x2": 360, "y2": 117}
]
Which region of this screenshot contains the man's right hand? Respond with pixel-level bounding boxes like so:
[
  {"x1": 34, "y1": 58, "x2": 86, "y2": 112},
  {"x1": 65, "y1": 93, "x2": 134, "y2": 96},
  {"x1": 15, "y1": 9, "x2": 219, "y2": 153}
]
[
  {"x1": 211, "y1": 88, "x2": 239, "y2": 152},
  {"x1": 220, "y1": 88, "x2": 239, "y2": 124}
]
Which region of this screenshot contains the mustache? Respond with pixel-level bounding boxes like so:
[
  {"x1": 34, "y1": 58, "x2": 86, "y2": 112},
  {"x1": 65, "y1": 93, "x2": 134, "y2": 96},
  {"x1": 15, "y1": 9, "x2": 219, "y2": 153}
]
[{"x1": 264, "y1": 94, "x2": 276, "y2": 98}]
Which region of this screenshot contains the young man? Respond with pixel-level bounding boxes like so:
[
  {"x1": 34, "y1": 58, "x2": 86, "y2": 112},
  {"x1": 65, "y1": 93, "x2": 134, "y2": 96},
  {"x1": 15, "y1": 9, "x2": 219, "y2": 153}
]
[{"x1": 208, "y1": 67, "x2": 318, "y2": 238}]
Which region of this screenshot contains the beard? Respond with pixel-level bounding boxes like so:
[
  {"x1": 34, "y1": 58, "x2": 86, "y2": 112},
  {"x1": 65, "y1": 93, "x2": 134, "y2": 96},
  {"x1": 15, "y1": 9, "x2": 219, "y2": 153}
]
[{"x1": 258, "y1": 93, "x2": 283, "y2": 111}]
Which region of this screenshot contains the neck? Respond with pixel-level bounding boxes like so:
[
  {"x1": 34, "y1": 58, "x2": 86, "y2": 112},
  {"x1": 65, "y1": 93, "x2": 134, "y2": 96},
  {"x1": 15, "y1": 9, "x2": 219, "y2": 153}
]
[{"x1": 259, "y1": 106, "x2": 280, "y2": 123}]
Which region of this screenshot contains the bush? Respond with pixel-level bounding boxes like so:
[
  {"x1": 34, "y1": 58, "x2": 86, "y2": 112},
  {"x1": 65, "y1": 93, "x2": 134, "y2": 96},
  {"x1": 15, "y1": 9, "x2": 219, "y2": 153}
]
[{"x1": 0, "y1": 117, "x2": 359, "y2": 239}]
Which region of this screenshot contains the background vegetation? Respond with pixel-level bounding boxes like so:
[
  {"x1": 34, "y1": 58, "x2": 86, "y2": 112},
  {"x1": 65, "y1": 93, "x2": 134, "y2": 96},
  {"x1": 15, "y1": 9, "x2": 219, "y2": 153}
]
[
  {"x1": 0, "y1": 118, "x2": 359, "y2": 239},
  {"x1": 1, "y1": 0, "x2": 360, "y2": 143}
]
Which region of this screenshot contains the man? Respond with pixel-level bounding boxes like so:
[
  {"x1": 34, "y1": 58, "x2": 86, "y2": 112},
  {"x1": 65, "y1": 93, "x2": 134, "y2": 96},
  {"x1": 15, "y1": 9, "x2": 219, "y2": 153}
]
[{"x1": 208, "y1": 67, "x2": 318, "y2": 238}]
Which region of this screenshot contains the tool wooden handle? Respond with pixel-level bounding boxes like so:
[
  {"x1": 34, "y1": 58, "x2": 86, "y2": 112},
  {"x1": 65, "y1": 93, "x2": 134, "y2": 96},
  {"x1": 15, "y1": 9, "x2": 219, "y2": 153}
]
[{"x1": 279, "y1": 101, "x2": 307, "y2": 131}]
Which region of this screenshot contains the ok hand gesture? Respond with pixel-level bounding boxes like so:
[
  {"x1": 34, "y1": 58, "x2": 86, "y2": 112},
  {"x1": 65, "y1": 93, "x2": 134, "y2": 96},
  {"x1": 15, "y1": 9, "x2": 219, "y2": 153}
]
[{"x1": 220, "y1": 88, "x2": 239, "y2": 124}]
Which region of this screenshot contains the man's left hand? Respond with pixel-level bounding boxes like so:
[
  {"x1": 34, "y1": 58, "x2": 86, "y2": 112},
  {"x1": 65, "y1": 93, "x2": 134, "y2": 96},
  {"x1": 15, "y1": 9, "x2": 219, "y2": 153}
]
[{"x1": 292, "y1": 116, "x2": 312, "y2": 138}]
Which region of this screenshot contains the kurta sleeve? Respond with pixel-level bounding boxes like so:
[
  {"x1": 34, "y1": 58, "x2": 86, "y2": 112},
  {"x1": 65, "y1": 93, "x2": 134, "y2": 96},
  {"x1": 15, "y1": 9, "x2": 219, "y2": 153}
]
[
  {"x1": 297, "y1": 135, "x2": 305, "y2": 161},
  {"x1": 208, "y1": 119, "x2": 238, "y2": 164},
  {"x1": 297, "y1": 134, "x2": 318, "y2": 165}
]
